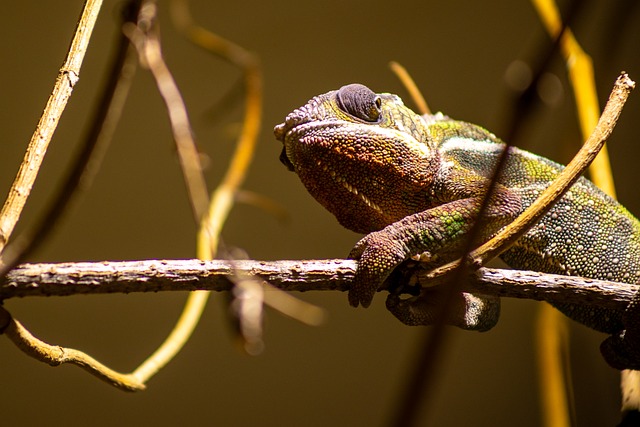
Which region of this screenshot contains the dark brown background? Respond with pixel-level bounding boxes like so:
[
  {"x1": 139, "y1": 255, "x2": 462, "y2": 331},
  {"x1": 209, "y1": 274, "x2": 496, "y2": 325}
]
[{"x1": 1, "y1": 1, "x2": 639, "y2": 426}]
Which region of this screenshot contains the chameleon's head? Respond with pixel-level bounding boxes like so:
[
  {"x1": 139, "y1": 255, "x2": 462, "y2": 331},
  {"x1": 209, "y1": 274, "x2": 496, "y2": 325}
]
[{"x1": 274, "y1": 84, "x2": 440, "y2": 233}]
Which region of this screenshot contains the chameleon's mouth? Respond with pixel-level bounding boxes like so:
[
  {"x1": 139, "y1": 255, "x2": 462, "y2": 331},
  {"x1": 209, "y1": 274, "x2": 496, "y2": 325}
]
[
  {"x1": 275, "y1": 119, "x2": 333, "y2": 172},
  {"x1": 274, "y1": 121, "x2": 298, "y2": 171},
  {"x1": 278, "y1": 145, "x2": 295, "y2": 171}
]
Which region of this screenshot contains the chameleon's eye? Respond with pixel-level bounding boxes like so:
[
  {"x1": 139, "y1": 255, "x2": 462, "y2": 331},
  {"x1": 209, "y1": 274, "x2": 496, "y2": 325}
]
[{"x1": 336, "y1": 84, "x2": 381, "y2": 122}]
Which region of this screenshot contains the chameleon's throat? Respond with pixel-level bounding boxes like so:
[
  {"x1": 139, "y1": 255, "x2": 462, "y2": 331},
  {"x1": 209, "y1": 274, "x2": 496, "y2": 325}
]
[{"x1": 318, "y1": 161, "x2": 383, "y2": 214}]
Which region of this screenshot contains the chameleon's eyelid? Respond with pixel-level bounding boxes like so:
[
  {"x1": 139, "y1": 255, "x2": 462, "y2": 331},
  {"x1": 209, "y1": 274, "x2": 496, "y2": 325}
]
[{"x1": 335, "y1": 84, "x2": 382, "y2": 123}]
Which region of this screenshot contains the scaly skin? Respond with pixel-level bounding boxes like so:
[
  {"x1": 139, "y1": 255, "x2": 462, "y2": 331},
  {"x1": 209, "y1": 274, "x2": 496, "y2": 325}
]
[{"x1": 274, "y1": 83, "x2": 640, "y2": 369}]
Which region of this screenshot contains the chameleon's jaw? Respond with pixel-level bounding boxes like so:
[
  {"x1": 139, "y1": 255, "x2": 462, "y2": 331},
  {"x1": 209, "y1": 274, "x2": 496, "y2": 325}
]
[
  {"x1": 275, "y1": 119, "x2": 340, "y2": 172},
  {"x1": 274, "y1": 120, "x2": 309, "y2": 171}
]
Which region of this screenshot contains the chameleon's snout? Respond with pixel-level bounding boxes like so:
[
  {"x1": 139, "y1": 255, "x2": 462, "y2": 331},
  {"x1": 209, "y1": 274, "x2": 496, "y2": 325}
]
[
  {"x1": 273, "y1": 122, "x2": 286, "y2": 142},
  {"x1": 274, "y1": 104, "x2": 317, "y2": 171},
  {"x1": 273, "y1": 104, "x2": 313, "y2": 142}
]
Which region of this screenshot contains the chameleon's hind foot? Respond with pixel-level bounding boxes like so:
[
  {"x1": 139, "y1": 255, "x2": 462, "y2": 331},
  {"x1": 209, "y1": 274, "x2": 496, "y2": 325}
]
[{"x1": 385, "y1": 288, "x2": 500, "y2": 332}]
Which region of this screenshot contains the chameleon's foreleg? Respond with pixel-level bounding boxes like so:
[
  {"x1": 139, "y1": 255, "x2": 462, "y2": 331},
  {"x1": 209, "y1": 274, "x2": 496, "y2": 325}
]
[{"x1": 348, "y1": 188, "x2": 520, "y2": 312}]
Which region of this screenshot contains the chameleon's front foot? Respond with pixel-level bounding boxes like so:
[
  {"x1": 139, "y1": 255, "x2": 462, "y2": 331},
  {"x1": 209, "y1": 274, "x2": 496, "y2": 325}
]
[
  {"x1": 348, "y1": 229, "x2": 500, "y2": 332},
  {"x1": 386, "y1": 290, "x2": 500, "y2": 331},
  {"x1": 348, "y1": 231, "x2": 407, "y2": 308}
]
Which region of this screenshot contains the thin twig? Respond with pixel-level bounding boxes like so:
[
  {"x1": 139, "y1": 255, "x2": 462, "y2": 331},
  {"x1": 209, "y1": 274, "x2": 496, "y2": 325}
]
[
  {"x1": 170, "y1": 0, "x2": 263, "y2": 248},
  {"x1": 125, "y1": 2, "x2": 210, "y2": 222},
  {"x1": 389, "y1": 61, "x2": 431, "y2": 115},
  {"x1": 0, "y1": 0, "x2": 103, "y2": 251},
  {"x1": 533, "y1": 0, "x2": 615, "y2": 196},
  {"x1": 0, "y1": 307, "x2": 145, "y2": 391},
  {"x1": 1, "y1": 259, "x2": 638, "y2": 311}
]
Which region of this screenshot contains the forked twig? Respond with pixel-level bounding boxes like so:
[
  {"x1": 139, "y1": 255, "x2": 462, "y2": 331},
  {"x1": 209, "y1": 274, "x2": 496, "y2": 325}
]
[
  {"x1": 0, "y1": 0, "x2": 266, "y2": 391},
  {"x1": 125, "y1": 3, "x2": 210, "y2": 221}
]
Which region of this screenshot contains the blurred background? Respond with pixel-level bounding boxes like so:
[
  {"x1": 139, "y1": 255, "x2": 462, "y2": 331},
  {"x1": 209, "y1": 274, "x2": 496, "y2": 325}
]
[{"x1": 1, "y1": 1, "x2": 639, "y2": 425}]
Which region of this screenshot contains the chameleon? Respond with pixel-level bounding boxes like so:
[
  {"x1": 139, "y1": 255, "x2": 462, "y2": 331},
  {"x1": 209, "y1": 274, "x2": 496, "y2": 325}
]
[{"x1": 274, "y1": 83, "x2": 640, "y2": 370}]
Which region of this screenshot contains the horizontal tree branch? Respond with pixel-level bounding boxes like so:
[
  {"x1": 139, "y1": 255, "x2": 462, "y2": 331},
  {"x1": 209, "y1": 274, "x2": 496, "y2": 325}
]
[{"x1": 1, "y1": 259, "x2": 636, "y2": 311}]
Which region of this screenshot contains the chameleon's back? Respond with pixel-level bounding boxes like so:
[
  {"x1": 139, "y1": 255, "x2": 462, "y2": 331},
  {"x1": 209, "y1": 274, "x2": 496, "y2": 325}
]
[{"x1": 439, "y1": 128, "x2": 640, "y2": 333}]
